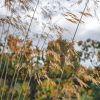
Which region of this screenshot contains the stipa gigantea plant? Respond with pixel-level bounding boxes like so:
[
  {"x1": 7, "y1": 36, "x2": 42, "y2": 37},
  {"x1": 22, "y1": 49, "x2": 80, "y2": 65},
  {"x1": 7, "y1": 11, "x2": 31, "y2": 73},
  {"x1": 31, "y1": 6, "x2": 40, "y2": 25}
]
[{"x1": 0, "y1": 0, "x2": 100, "y2": 99}]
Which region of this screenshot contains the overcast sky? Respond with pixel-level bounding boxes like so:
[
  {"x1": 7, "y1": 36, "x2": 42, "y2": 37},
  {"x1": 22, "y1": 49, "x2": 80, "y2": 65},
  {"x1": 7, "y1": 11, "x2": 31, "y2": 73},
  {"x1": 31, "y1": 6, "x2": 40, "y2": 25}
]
[{"x1": 0, "y1": 0, "x2": 100, "y2": 42}]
